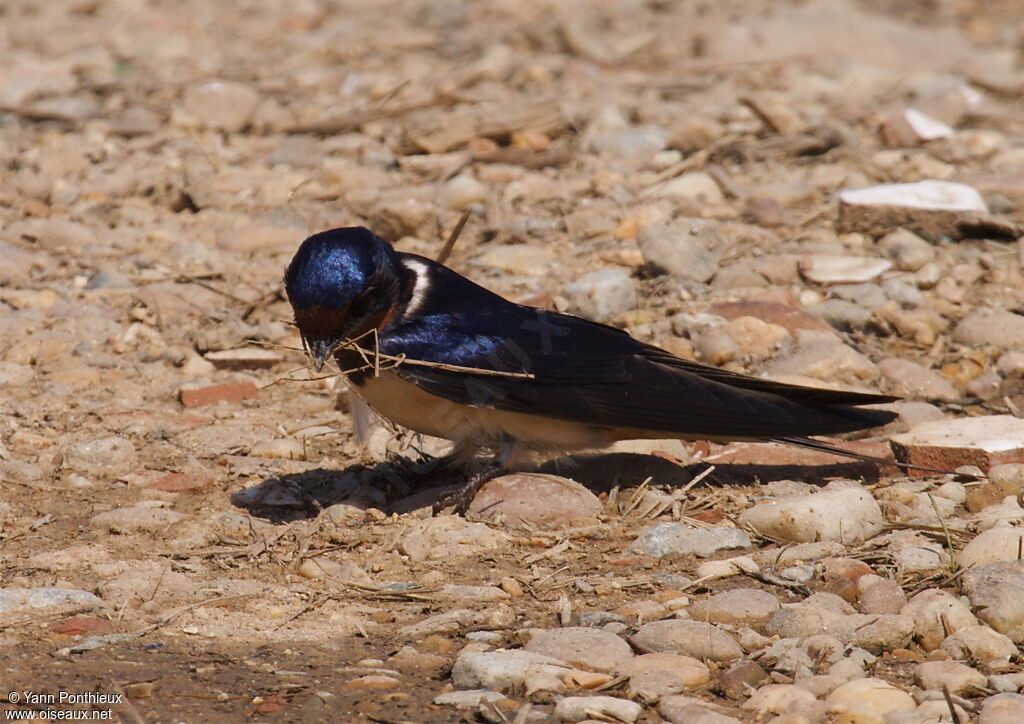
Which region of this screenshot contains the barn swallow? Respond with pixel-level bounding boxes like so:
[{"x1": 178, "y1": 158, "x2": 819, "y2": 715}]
[{"x1": 284, "y1": 226, "x2": 899, "y2": 513}]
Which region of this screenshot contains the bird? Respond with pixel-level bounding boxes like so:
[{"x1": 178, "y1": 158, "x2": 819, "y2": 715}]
[{"x1": 284, "y1": 226, "x2": 901, "y2": 514}]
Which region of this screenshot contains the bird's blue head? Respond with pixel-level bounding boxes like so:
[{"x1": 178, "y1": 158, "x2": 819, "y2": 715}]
[{"x1": 284, "y1": 227, "x2": 403, "y2": 370}]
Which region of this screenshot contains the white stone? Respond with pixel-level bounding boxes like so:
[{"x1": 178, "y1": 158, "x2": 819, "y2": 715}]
[
  {"x1": 900, "y1": 589, "x2": 977, "y2": 651},
  {"x1": 655, "y1": 172, "x2": 724, "y2": 204},
  {"x1": 961, "y1": 527, "x2": 1024, "y2": 568},
  {"x1": 564, "y1": 268, "x2": 636, "y2": 322},
  {"x1": 472, "y1": 245, "x2": 555, "y2": 275},
  {"x1": 800, "y1": 255, "x2": 892, "y2": 284},
  {"x1": 554, "y1": 695, "x2": 642, "y2": 723},
  {"x1": 826, "y1": 678, "x2": 916, "y2": 721},
  {"x1": 451, "y1": 649, "x2": 569, "y2": 692},
  {"x1": 440, "y1": 174, "x2": 488, "y2": 210},
  {"x1": 738, "y1": 482, "x2": 884, "y2": 544},
  {"x1": 904, "y1": 108, "x2": 955, "y2": 141},
  {"x1": 839, "y1": 180, "x2": 987, "y2": 212}
]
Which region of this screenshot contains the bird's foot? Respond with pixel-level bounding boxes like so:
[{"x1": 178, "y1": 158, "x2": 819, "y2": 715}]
[{"x1": 431, "y1": 463, "x2": 504, "y2": 516}]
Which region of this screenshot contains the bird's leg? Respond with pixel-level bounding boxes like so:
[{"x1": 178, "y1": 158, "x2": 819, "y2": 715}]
[{"x1": 431, "y1": 440, "x2": 514, "y2": 516}]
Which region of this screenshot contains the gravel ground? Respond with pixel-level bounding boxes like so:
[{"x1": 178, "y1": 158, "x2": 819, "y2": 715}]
[{"x1": 4, "y1": 0, "x2": 1024, "y2": 722}]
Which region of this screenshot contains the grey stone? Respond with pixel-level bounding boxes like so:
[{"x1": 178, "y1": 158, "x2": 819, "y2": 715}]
[
  {"x1": 954, "y1": 309, "x2": 1024, "y2": 351},
  {"x1": 630, "y1": 620, "x2": 743, "y2": 662},
  {"x1": 432, "y1": 689, "x2": 506, "y2": 708},
  {"x1": 554, "y1": 695, "x2": 642, "y2": 722},
  {"x1": 564, "y1": 269, "x2": 636, "y2": 322},
  {"x1": 687, "y1": 588, "x2": 780, "y2": 625},
  {"x1": 809, "y1": 299, "x2": 872, "y2": 330},
  {"x1": 90, "y1": 506, "x2": 185, "y2": 533},
  {"x1": 659, "y1": 696, "x2": 742, "y2": 724},
  {"x1": 980, "y1": 693, "x2": 1024, "y2": 724},
  {"x1": 638, "y1": 218, "x2": 723, "y2": 283},
  {"x1": 0, "y1": 587, "x2": 102, "y2": 615},
  {"x1": 589, "y1": 127, "x2": 667, "y2": 157},
  {"x1": 66, "y1": 436, "x2": 138, "y2": 478},
  {"x1": 961, "y1": 562, "x2": 1024, "y2": 643},
  {"x1": 941, "y1": 625, "x2": 1018, "y2": 671},
  {"x1": 738, "y1": 482, "x2": 884, "y2": 544},
  {"x1": 524, "y1": 627, "x2": 634, "y2": 673},
  {"x1": 627, "y1": 522, "x2": 751, "y2": 559},
  {"x1": 451, "y1": 650, "x2": 569, "y2": 692},
  {"x1": 878, "y1": 358, "x2": 958, "y2": 401}
]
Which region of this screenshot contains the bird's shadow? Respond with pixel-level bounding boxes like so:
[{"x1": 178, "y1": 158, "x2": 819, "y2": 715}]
[{"x1": 231, "y1": 451, "x2": 884, "y2": 523}]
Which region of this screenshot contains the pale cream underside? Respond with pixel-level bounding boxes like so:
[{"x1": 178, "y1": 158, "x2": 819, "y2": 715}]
[{"x1": 350, "y1": 369, "x2": 701, "y2": 455}]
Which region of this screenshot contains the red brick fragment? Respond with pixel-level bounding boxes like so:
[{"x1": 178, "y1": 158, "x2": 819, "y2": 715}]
[
  {"x1": 179, "y1": 381, "x2": 258, "y2": 408},
  {"x1": 145, "y1": 472, "x2": 212, "y2": 492},
  {"x1": 50, "y1": 616, "x2": 111, "y2": 636},
  {"x1": 891, "y1": 415, "x2": 1024, "y2": 477}
]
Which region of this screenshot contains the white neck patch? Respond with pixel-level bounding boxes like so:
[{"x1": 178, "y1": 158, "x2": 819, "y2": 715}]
[{"x1": 401, "y1": 258, "x2": 432, "y2": 319}]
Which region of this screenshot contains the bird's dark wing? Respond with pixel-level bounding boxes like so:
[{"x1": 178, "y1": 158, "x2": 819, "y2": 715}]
[{"x1": 378, "y1": 300, "x2": 897, "y2": 440}]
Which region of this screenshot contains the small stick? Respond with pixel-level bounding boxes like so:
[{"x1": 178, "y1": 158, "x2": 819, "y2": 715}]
[{"x1": 436, "y1": 210, "x2": 472, "y2": 265}]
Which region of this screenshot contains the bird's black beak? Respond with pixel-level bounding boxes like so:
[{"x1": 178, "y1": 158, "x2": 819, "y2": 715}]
[{"x1": 309, "y1": 337, "x2": 338, "y2": 372}]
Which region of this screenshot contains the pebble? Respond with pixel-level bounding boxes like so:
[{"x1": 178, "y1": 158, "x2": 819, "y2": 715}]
[
  {"x1": 451, "y1": 650, "x2": 569, "y2": 692},
  {"x1": 398, "y1": 610, "x2": 481, "y2": 639},
  {"x1": 439, "y1": 173, "x2": 488, "y2": 210},
  {"x1": 554, "y1": 695, "x2": 642, "y2": 723},
  {"x1": 838, "y1": 180, "x2": 988, "y2": 236},
  {"x1": 961, "y1": 562, "x2": 1024, "y2": 642},
  {"x1": 941, "y1": 625, "x2": 1018, "y2": 671},
  {"x1": 686, "y1": 588, "x2": 780, "y2": 625},
  {"x1": 800, "y1": 254, "x2": 892, "y2": 284},
  {"x1": 589, "y1": 127, "x2": 667, "y2": 158},
  {"x1": 953, "y1": 309, "x2": 1024, "y2": 351},
  {"x1": 473, "y1": 245, "x2": 555, "y2": 275},
  {"x1": 810, "y1": 299, "x2": 872, "y2": 330},
  {"x1": 564, "y1": 269, "x2": 636, "y2": 322},
  {"x1": 826, "y1": 678, "x2": 916, "y2": 720},
  {"x1": 979, "y1": 693, "x2": 1024, "y2": 724},
  {"x1": 629, "y1": 620, "x2": 742, "y2": 662},
  {"x1": 719, "y1": 659, "x2": 768, "y2": 699},
  {"x1": 0, "y1": 587, "x2": 102, "y2": 614},
  {"x1": 659, "y1": 696, "x2": 742, "y2": 724},
  {"x1": 883, "y1": 108, "x2": 955, "y2": 144},
  {"x1": 249, "y1": 439, "x2": 304, "y2": 460},
  {"x1": 65, "y1": 436, "x2": 138, "y2": 478},
  {"x1": 180, "y1": 81, "x2": 260, "y2": 132},
  {"x1": 915, "y1": 660, "x2": 986, "y2": 694},
  {"x1": 3, "y1": 218, "x2": 97, "y2": 253},
  {"x1": 618, "y1": 653, "x2": 710, "y2": 701},
  {"x1": 858, "y1": 578, "x2": 906, "y2": 615},
  {"x1": 432, "y1": 689, "x2": 506, "y2": 708},
  {"x1": 877, "y1": 358, "x2": 958, "y2": 401},
  {"x1": 638, "y1": 218, "x2": 723, "y2": 283},
  {"x1": 960, "y1": 527, "x2": 1024, "y2": 568},
  {"x1": 738, "y1": 482, "x2": 884, "y2": 544},
  {"x1": 878, "y1": 229, "x2": 935, "y2": 271},
  {"x1": 440, "y1": 585, "x2": 508, "y2": 602},
  {"x1": 891, "y1": 416, "x2": 1024, "y2": 477},
  {"x1": 524, "y1": 628, "x2": 634, "y2": 673},
  {"x1": 901, "y1": 589, "x2": 978, "y2": 651},
  {"x1": 695, "y1": 556, "x2": 759, "y2": 581},
  {"x1": 761, "y1": 338, "x2": 879, "y2": 385},
  {"x1": 656, "y1": 172, "x2": 725, "y2": 204},
  {"x1": 626, "y1": 522, "x2": 751, "y2": 559},
  {"x1": 741, "y1": 684, "x2": 820, "y2": 718},
  {"x1": 466, "y1": 474, "x2": 603, "y2": 529},
  {"x1": 90, "y1": 506, "x2": 185, "y2": 533},
  {"x1": 397, "y1": 517, "x2": 511, "y2": 561}
]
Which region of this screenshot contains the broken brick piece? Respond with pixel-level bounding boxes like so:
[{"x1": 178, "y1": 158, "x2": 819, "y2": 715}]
[
  {"x1": 179, "y1": 381, "x2": 258, "y2": 408},
  {"x1": 891, "y1": 415, "x2": 1024, "y2": 476}
]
